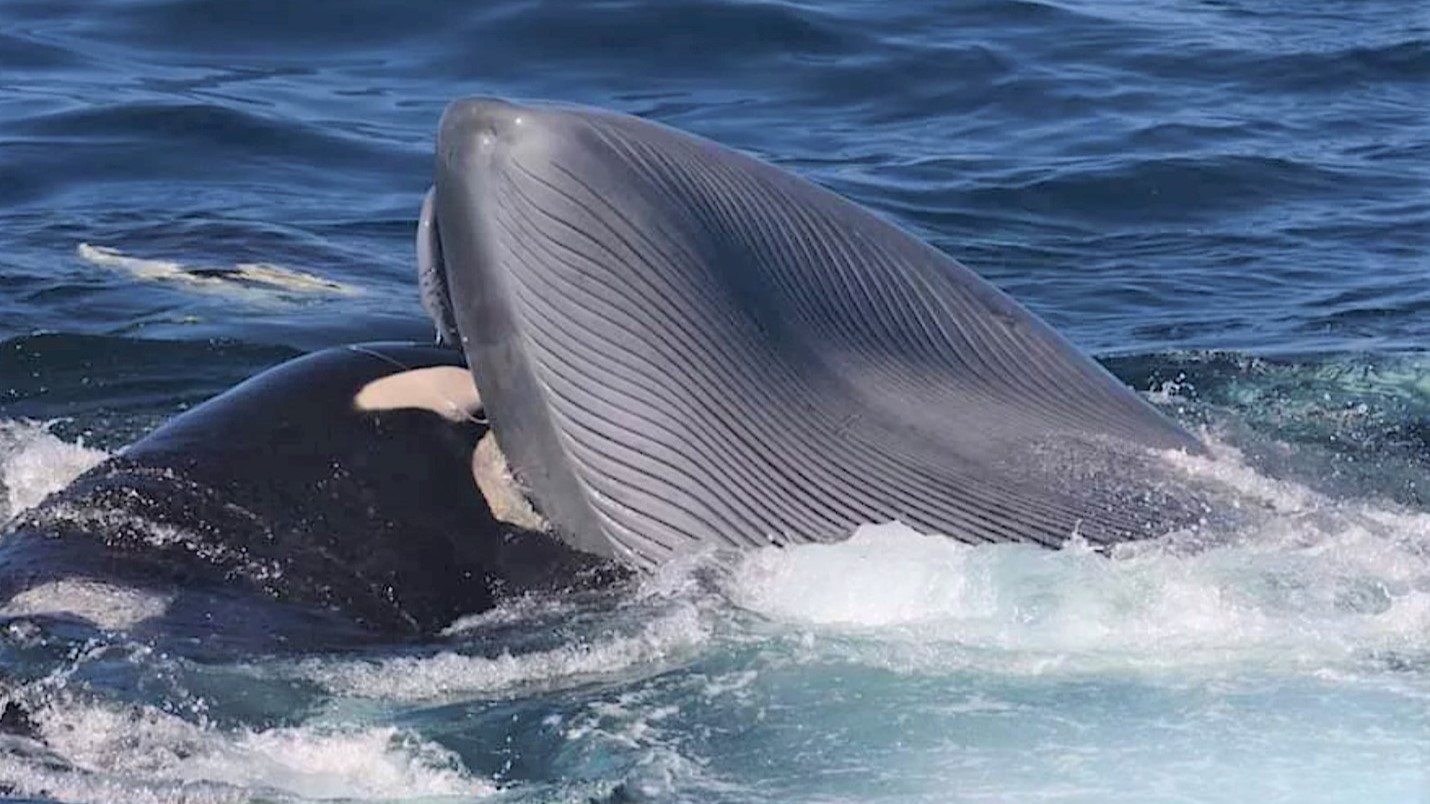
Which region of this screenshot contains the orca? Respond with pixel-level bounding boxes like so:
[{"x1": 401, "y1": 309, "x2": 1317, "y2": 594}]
[{"x1": 0, "y1": 343, "x2": 618, "y2": 650}]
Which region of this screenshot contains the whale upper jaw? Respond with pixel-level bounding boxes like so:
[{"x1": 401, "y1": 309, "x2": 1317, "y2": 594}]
[
  {"x1": 426, "y1": 96, "x2": 1206, "y2": 568},
  {"x1": 420, "y1": 98, "x2": 550, "y2": 350}
]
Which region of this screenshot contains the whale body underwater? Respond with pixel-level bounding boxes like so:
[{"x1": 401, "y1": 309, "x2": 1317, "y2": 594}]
[{"x1": 1, "y1": 97, "x2": 1205, "y2": 641}]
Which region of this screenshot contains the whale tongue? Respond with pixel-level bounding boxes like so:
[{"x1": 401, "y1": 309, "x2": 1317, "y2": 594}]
[{"x1": 417, "y1": 187, "x2": 461, "y2": 347}]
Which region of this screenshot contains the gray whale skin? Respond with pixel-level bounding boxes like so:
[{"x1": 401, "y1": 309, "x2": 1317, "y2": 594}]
[{"x1": 420, "y1": 97, "x2": 1206, "y2": 570}]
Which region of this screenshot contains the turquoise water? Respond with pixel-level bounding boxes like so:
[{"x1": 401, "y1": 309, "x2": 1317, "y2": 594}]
[{"x1": 0, "y1": 0, "x2": 1427, "y2": 801}]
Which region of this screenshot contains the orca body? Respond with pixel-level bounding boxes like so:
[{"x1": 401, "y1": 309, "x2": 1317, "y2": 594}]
[{"x1": 0, "y1": 343, "x2": 616, "y2": 649}]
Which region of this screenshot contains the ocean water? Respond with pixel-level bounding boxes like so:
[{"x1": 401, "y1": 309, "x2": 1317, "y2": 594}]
[{"x1": 1, "y1": 0, "x2": 1427, "y2": 801}]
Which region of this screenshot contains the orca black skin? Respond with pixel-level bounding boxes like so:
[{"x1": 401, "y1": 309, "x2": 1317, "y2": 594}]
[{"x1": 0, "y1": 343, "x2": 618, "y2": 650}]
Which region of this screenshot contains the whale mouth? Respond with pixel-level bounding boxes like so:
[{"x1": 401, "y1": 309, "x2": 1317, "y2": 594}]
[{"x1": 416, "y1": 187, "x2": 461, "y2": 347}]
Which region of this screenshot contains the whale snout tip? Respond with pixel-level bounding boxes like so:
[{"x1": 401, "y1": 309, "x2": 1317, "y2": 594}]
[
  {"x1": 442, "y1": 97, "x2": 526, "y2": 133},
  {"x1": 438, "y1": 97, "x2": 541, "y2": 171}
]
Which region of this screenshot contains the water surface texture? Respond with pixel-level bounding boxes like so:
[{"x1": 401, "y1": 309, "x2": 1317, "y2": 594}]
[{"x1": 1, "y1": 0, "x2": 1428, "y2": 801}]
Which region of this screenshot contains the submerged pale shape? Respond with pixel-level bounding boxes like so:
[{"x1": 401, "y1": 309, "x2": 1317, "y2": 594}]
[
  {"x1": 0, "y1": 698, "x2": 489, "y2": 804},
  {"x1": 77, "y1": 243, "x2": 359, "y2": 300},
  {"x1": 1, "y1": 579, "x2": 171, "y2": 630}
]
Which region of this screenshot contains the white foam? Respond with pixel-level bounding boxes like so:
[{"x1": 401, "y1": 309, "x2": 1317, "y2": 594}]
[
  {"x1": 728, "y1": 521, "x2": 996, "y2": 628},
  {"x1": 186, "y1": 725, "x2": 483, "y2": 800},
  {"x1": 0, "y1": 754, "x2": 245, "y2": 804},
  {"x1": 308, "y1": 604, "x2": 709, "y2": 703},
  {"x1": 721, "y1": 443, "x2": 1430, "y2": 677},
  {"x1": 0, "y1": 697, "x2": 491, "y2": 803},
  {"x1": 561, "y1": 691, "x2": 730, "y2": 801},
  {"x1": 0, "y1": 420, "x2": 108, "y2": 523}
]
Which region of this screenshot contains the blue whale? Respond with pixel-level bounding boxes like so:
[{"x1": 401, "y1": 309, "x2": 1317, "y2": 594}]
[{"x1": 419, "y1": 97, "x2": 1206, "y2": 569}]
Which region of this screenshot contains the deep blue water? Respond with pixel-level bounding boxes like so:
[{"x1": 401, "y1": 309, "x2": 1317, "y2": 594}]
[{"x1": 1, "y1": 1, "x2": 1428, "y2": 802}]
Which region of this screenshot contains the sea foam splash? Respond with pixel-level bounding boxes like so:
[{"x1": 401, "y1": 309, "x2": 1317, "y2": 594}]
[
  {"x1": 0, "y1": 420, "x2": 107, "y2": 524},
  {"x1": 0, "y1": 580, "x2": 173, "y2": 631},
  {"x1": 0, "y1": 695, "x2": 490, "y2": 803},
  {"x1": 727, "y1": 521, "x2": 1428, "y2": 676},
  {"x1": 724, "y1": 441, "x2": 1429, "y2": 678},
  {"x1": 306, "y1": 603, "x2": 711, "y2": 703}
]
